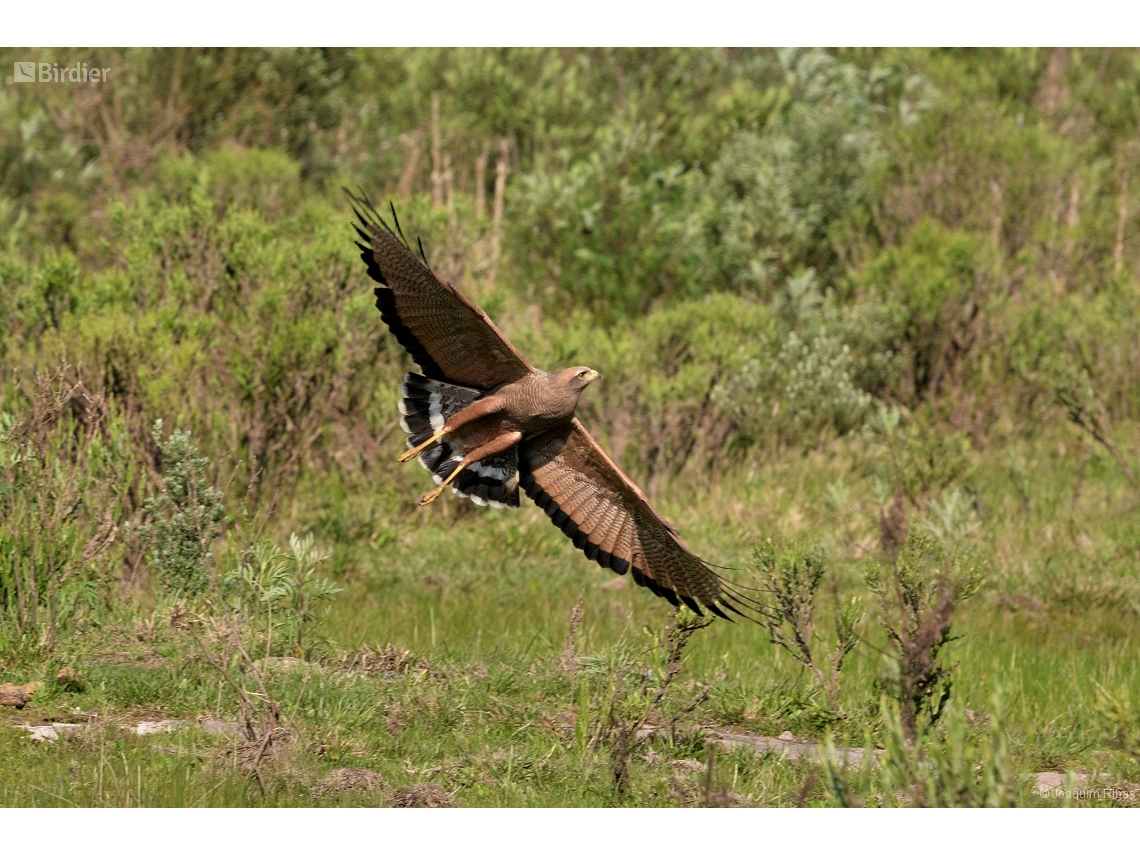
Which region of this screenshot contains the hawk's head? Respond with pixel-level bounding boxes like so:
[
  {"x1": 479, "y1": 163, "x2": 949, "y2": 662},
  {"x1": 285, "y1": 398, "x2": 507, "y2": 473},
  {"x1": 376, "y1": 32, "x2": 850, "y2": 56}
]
[{"x1": 559, "y1": 366, "x2": 603, "y2": 392}]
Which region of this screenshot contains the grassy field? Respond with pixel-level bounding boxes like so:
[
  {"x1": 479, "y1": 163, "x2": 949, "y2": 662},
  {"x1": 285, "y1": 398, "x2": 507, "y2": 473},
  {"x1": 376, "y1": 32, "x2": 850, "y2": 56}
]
[{"x1": 4, "y1": 423, "x2": 1139, "y2": 807}]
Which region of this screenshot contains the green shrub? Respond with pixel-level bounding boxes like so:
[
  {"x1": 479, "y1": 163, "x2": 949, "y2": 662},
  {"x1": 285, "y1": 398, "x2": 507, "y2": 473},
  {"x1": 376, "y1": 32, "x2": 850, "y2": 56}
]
[
  {"x1": 852, "y1": 219, "x2": 997, "y2": 402},
  {"x1": 706, "y1": 50, "x2": 888, "y2": 294},
  {"x1": 500, "y1": 291, "x2": 776, "y2": 478},
  {"x1": 155, "y1": 147, "x2": 303, "y2": 219},
  {"x1": 714, "y1": 272, "x2": 876, "y2": 446},
  {"x1": 137, "y1": 420, "x2": 224, "y2": 596},
  {"x1": 0, "y1": 368, "x2": 133, "y2": 634},
  {"x1": 714, "y1": 338, "x2": 869, "y2": 446},
  {"x1": 864, "y1": 527, "x2": 984, "y2": 739},
  {"x1": 510, "y1": 118, "x2": 707, "y2": 322},
  {"x1": 751, "y1": 539, "x2": 862, "y2": 709},
  {"x1": 222, "y1": 532, "x2": 341, "y2": 657},
  {"x1": 826, "y1": 695, "x2": 1016, "y2": 807},
  {"x1": 864, "y1": 405, "x2": 976, "y2": 505}
]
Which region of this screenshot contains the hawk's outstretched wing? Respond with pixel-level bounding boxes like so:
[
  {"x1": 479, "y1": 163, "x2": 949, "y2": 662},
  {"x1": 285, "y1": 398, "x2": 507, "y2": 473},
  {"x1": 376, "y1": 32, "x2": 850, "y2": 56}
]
[
  {"x1": 519, "y1": 419, "x2": 759, "y2": 620},
  {"x1": 348, "y1": 191, "x2": 533, "y2": 391}
]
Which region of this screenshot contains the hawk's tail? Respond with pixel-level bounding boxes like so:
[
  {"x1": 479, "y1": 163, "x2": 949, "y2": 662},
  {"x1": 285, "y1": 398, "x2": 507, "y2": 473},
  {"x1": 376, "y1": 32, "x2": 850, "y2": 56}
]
[{"x1": 398, "y1": 373, "x2": 520, "y2": 509}]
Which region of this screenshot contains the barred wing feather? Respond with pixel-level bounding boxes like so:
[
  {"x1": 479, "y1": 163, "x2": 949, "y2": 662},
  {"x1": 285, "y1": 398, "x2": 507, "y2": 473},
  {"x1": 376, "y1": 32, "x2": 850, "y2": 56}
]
[{"x1": 519, "y1": 420, "x2": 759, "y2": 620}]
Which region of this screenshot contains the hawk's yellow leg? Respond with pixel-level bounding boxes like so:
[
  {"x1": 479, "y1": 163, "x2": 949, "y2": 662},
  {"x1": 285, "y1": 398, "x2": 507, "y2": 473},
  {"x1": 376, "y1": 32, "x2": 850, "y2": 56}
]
[
  {"x1": 418, "y1": 461, "x2": 468, "y2": 506},
  {"x1": 399, "y1": 428, "x2": 448, "y2": 463},
  {"x1": 416, "y1": 429, "x2": 523, "y2": 507}
]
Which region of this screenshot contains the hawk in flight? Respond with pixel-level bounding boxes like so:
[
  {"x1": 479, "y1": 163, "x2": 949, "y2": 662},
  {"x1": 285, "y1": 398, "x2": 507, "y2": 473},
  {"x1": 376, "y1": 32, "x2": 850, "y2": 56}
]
[{"x1": 349, "y1": 193, "x2": 757, "y2": 621}]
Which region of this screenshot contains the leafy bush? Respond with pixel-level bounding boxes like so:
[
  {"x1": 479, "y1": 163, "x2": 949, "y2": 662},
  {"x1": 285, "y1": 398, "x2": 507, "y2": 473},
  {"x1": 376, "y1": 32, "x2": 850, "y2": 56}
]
[
  {"x1": 155, "y1": 147, "x2": 303, "y2": 219},
  {"x1": 570, "y1": 606, "x2": 714, "y2": 793},
  {"x1": 706, "y1": 49, "x2": 888, "y2": 294},
  {"x1": 852, "y1": 219, "x2": 997, "y2": 402},
  {"x1": 751, "y1": 539, "x2": 862, "y2": 708},
  {"x1": 223, "y1": 533, "x2": 341, "y2": 657},
  {"x1": 863, "y1": 404, "x2": 976, "y2": 505},
  {"x1": 718, "y1": 330, "x2": 872, "y2": 444},
  {"x1": 1046, "y1": 352, "x2": 1140, "y2": 493},
  {"x1": 865, "y1": 526, "x2": 984, "y2": 740},
  {"x1": 0, "y1": 367, "x2": 132, "y2": 635},
  {"x1": 510, "y1": 118, "x2": 707, "y2": 321},
  {"x1": 137, "y1": 420, "x2": 224, "y2": 595},
  {"x1": 713, "y1": 273, "x2": 877, "y2": 445},
  {"x1": 826, "y1": 695, "x2": 1016, "y2": 807}
]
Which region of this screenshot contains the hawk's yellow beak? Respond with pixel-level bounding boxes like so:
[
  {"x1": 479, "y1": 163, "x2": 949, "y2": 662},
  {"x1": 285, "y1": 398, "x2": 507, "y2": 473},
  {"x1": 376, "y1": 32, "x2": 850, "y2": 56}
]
[{"x1": 587, "y1": 369, "x2": 602, "y2": 383}]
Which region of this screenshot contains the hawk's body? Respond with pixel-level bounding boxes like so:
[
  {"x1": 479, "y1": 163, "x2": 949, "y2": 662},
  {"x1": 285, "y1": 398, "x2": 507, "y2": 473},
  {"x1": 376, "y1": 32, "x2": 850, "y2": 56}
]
[
  {"x1": 398, "y1": 368, "x2": 594, "y2": 510},
  {"x1": 350, "y1": 193, "x2": 757, "y2": 621}
]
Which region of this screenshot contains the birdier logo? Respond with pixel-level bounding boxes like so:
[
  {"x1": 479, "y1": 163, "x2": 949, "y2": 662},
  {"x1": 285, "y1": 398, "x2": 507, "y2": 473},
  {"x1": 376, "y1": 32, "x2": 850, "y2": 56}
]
[{"x1": 12, "y1": 61, "x2": 109, "y2": 83}]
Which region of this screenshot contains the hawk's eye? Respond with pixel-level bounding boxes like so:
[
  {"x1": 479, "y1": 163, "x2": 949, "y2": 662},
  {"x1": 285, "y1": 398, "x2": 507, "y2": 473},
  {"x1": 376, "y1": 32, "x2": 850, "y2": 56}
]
[{"x1": 578, "y1": 370, "x2": 587, "y2": 378}]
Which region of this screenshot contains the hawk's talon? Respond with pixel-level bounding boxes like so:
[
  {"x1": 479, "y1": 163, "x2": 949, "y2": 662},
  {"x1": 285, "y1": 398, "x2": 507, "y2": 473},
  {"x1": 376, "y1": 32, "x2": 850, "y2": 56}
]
[
  {"x1": 419, "y1": 459, "x2": 469, "y2": 506},
  {"x1": 419, "y1": 485, "x2": 445, "y2": 506}
]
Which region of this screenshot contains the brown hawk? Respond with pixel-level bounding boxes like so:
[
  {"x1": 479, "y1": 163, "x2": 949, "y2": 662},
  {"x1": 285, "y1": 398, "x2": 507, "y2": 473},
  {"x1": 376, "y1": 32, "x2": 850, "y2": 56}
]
[{"x1": 349, "y1": 192, "x2": 758, "y2": 621}]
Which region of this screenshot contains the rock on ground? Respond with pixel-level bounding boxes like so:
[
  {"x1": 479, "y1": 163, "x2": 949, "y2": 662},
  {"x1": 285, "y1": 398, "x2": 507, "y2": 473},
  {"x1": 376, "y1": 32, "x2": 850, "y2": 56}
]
[{"x1": 0, "y1": 682, "x2": 43, "y2": 708}]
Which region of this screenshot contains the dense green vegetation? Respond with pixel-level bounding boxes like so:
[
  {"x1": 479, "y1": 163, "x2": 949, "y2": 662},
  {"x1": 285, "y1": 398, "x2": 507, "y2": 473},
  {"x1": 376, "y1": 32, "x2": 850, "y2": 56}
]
[{"x1": 2, "y1": 48, "x2": 1140, "y2": 807}]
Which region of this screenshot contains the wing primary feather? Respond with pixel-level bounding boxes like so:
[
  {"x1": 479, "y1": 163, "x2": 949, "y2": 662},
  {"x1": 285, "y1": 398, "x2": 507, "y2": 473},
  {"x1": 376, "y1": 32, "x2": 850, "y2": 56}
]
[
  {"x1": 388, "y1": 201, "x2": 410, "y2": 247},
  {"x1": 345, "y1": 188, "x2": 397, "y2": 242},
  {"x1": 714, "y1": 596, "x2": 754, "y2": 624},
  {"x1": 679, "y1": 595, "x2": 704, "y2": 616},
  {"x1": 644, "y1": 571, "x2": 679, "y2": 607},
  {"x1": 715, "y1": 577, "x2": 765, "y2": 609},
  {"x1": 345, "y1": 188, "x2": 375, "y2": 224},
  {"x1": 358, "y1": 188, "x2": 386, "y2": 226},
  {"x1": 417, "y1": 236, "x2": 429, "y2": 267},
  {"x1": 697, "y1": 556, "x2": 768, "y2": 593},
  {"x1": 342, "y1": 188, "x2": 366, "y2": 219},
  {"x1": 716, "y1": 587, "x2": 764, "y2": 624},
  {"x1": 705, "y1": 601, "x2": 733, "y2": 621},
  {"x1": 718, "y1": 581, "x2": 762, "y2": 609}
]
